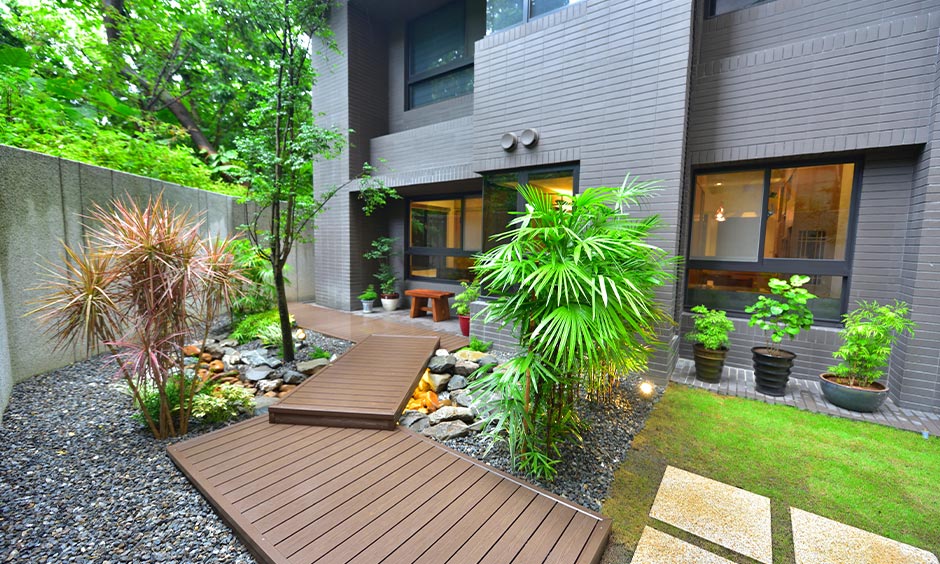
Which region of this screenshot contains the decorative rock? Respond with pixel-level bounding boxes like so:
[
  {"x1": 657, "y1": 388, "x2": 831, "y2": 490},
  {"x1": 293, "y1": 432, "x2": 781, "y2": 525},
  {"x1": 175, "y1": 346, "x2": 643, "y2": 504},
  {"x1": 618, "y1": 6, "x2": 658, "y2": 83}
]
[
  {"x1": 399, "y1": 410, "x2": 430, "y2": 432},
  {"x1": 221, "y1": 346, "x2": 238, "y2": 356},
  {"x1": 245, "y1": 366, "x2": 274, "y2": 382},
  {"x1": 204, "y1": 342, "x2": 225, "y2": 358},
  {"x1": 199, "y1": 352, "x2": 213, "y2": 363},
  {"x1": 422, "y1": 420, "x2": 470, "y2": 441},
  {"x1": 428, "y1": 406, "x2": 475, "y2": 425},
  {"x1": 428, "y1": 355, "x2": 456, "y2": 374},
  {"x1": 478, "y1": 355, "x2": 499, "y2": 370},
  {"x1": 296, "y1": 358, "x2": 329, "y2": 375},
  {"x1": 454, "y1": 360, "x2": 480, "y2": 377},
  {"x1": 447, "y1": 375, "x2": 468, "y2": 391},
  {"x1": 261, "y1": 357, "x2": 282, "y2": 369},
  {"x1": 240, "y1": 350, "x2": 281, "y2": 368},
  {"x1": 181, "y1": 345, "x2": 200, "y2": 357},
  {"x1": 435, "y1": 348, "x2": 450, "y2": 357},
  {"x1": 452, "y1": 391, "x2": 473, "y2": 408},
  {"x1": 428, "y1": 373, "x2": 452, "y2": 393},
  {"x1": 281, "y1": 370, "x2": 308, "y2": 385},
  {"x1": 293, "y1": 329, "x2": 306, "y2": 341},
  {"x1": 257, "y1": 379, "x2": 283, "y2": 393},
  {"x1": 196, "y1": 369, "x2": 210, "y2": 381},
  {"x1": 455, "y1": 349, "x2": 487, "y2": 362},
  {"x1": 208, "y1": 360, "x2": 225, "y2": 373},
  {"x1": 263, "y1": 391, "x2": 278, "y2": 398},
  {"x1": 280, "y1": 384, "x2": 296, "y2": 393},
  {"x1": 253, "y1": 395, "x2": 279, "y2": 415},
  {"x1": 222, "y1": 352, "x2": 241, "y2": 368}
]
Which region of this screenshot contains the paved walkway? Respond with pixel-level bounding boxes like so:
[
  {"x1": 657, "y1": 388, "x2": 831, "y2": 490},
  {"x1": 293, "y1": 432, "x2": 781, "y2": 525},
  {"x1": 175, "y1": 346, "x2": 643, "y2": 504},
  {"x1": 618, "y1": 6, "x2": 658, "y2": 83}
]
[
  {"x1": 633, "y1": 466, "x2": 938, "y2": 564},
  {"x1": 671, "y1": 359, "x2": 940, "y2": 436}
]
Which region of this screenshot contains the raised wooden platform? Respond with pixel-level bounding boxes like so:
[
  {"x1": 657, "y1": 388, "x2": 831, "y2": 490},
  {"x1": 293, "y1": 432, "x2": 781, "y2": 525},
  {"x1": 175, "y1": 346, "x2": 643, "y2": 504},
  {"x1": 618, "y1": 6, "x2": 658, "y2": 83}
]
[
  {"x1": 167, "y1": 418, "x2": 611, "y2": 564},
  {"x1": 268, "y1": 334, "x2": 438, "y2": 430}
]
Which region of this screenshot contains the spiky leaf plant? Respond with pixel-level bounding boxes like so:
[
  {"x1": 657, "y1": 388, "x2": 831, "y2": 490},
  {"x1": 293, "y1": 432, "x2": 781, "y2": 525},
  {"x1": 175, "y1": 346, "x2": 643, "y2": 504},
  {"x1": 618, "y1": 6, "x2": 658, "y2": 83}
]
[
  {"x1": 470, "y1": 174, "x2": 675, "y2": 480},
  {"x1": 30, "y1": 195, "x2": 243, "y2": 439}
]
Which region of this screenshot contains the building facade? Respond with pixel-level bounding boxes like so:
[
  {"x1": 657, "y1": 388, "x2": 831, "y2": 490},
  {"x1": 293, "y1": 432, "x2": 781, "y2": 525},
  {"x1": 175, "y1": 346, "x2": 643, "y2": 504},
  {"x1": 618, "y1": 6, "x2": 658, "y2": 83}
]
[{"x1": 311, "y1": 0, "x2": 940, "y2": 412}]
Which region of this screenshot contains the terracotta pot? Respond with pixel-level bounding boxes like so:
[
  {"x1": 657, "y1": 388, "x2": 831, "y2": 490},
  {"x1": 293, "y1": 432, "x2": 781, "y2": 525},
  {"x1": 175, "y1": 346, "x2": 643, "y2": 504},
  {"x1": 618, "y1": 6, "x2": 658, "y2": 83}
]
[
  {"x1": 751, "y1": 346, "x2": 796, "y2": 397},
  {"x1": 820, "y1": 373, "x2": 889, "y2": 412},
  {"x1": 458, "y1": 314, "x2": 470, "y2": 336},
  {"x1": 692, "y1": 344, "x2": 728, "y2": 383}
]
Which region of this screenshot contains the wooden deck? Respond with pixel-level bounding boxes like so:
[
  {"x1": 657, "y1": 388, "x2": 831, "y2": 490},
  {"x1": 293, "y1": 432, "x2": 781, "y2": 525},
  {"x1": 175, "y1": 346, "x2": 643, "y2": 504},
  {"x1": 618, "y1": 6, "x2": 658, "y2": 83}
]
[
  {"x1": 288, "y1": 302, "x2": 468, "y2": 351},
  {"x1": 167, "y1": 418, "x2": 611, "y2": 564},
  {"x1": 268, "y1": 335, "x2": 439, "y2": 430}
]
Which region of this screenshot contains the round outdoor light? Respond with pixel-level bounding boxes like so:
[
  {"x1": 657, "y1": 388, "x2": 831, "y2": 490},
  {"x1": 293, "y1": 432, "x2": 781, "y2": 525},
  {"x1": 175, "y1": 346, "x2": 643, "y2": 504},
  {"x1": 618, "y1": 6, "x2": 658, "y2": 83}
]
[
  {"x1": 500, "y1": 132, "x2": 518, "y2": 151},
  {"x1": 520, "y1": 128, "x2": 539, "y2": 147},
  {"x1": 638, "y1": 380, "x2": 655, "y2": 399}
]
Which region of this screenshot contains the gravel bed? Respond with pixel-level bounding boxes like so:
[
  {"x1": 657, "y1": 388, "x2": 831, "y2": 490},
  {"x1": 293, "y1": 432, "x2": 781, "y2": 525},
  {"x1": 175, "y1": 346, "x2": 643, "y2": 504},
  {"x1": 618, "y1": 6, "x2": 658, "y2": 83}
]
[{"x1": 0, "y1": 329, "x2": 657, "y2": 561}]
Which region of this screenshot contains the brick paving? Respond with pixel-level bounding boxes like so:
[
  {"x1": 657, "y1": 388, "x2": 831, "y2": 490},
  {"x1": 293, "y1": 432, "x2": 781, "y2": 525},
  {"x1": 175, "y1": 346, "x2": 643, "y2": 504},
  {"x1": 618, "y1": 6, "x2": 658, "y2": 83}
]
[{"x1": 671, "y1": 359, "x2": 940, "y2": 437}]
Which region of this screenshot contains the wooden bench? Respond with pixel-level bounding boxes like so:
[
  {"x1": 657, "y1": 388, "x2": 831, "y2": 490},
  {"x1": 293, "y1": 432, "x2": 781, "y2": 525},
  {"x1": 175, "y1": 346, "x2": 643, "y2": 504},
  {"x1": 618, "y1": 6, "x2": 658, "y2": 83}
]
[{"x1": 405, "y1": 289, "x2": 455, "y2": 322}]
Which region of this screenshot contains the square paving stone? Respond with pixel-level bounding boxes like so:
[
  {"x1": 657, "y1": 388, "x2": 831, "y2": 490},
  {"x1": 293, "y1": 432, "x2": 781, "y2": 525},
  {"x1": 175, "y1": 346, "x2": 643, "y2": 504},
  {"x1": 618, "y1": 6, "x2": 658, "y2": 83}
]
[
  {"x1": 632, "y1": 527, "x2": 736, "y2": 564},
  {"x1": 649, "y1": 466, "x2": 773, "y2": 564},
  {"x1": 791, "y1": 507, "x2": 939, "y2": 564}
]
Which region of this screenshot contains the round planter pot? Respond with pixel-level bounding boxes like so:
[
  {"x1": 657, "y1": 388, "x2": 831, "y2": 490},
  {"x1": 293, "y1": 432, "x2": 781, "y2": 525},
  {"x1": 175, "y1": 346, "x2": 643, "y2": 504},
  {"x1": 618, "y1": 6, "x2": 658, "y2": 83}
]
[
  {"x1": 820, "y1": 373, "x2": 889, "y2": 413},
  {"x1": 458, "y1": 314, "x2": 470, "y2": 337},
  {"x1": 692, "y1": 344, "x2": 728, "y2": 383},
  {"x1": 380, "y1": 295, "x2": 400, "y2": 312},
  {"x1": 361, "y1": 300, "x2": 374, "y2": 314},
  {"x1": 751, "y1": 346, "x2": 796, "y2": 397}
]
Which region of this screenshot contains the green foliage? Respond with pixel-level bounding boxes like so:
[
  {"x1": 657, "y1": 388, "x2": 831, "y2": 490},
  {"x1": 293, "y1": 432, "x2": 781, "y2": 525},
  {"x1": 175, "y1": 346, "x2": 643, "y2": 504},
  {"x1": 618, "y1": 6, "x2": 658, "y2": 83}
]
[
  {"x1": 357, "y1": 161, "x2": 399, "y2": 216},
  {"x1": 364, "y1": 237, "x2": 399, "y2": 295},
  {"x1": 134, "y1": 377, "x2": 253, "y2": 426},
  {"x1": 229, "y1": 239, "x2": 288, "y2": 317},
  {"x1": 686, "y1": 305, "x2": 734, "y2": 351},
  {"x1": 829, "y1": 301, "x2": 916, "y2": 387},
  {"x1": 745, "y1": 275, "x2": 816, "y2": 355},
  {"x1": 308, "y1": 347, "x2": 332, "y2": 360},
  {"x1": 454, "y1": 280, "x2": 480, "y2": 316},
  {"x1": 230, "y1": 309, "x2": 294, "y2": 345},
  {"x1": 467, "y1": 336, "x2": 492, "y2": 353},
  {"x1": 358, "y1": 285, "x2": 378, "y2": 301},
  {"x1": 470, "y1": 174, "x2": 674, "y2": 480}
]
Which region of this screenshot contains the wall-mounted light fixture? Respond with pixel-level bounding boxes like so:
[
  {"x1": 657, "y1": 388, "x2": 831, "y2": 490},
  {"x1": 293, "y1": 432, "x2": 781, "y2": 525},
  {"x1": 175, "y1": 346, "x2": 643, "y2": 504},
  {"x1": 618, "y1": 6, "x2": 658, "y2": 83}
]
[{"x1": 500, "y1": 132, "x2": 518, "y2": 152}]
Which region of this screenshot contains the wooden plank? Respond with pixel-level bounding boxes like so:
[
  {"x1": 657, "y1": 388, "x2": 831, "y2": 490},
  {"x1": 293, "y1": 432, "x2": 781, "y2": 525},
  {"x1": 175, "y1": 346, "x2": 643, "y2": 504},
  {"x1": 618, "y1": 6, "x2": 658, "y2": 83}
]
[
  {"x1": 478, "y1": 494, "x2": 557, "y2": 563},
  {"x1": 510, "y1": 504, "x2": 577, "y2": 563},
  {"x1": 543, "y1": 513, "x2": 601, "y2": 564}
]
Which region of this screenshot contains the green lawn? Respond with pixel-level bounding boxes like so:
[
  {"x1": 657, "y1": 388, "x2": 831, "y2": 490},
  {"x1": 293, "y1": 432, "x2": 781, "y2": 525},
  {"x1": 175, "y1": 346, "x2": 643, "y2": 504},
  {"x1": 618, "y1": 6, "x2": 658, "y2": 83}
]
[{"x1": 603, "y1": 384, "x2": 940, "y2": 564}]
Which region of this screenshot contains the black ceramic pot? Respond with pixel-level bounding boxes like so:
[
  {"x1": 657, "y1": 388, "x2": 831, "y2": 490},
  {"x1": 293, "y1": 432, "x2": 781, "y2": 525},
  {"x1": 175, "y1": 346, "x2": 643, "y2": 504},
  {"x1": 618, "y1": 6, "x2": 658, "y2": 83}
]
[
  {"x1": 751, "y1": 346, "x2": 796, "y2": 396},
  {"x1": 692, "y1": 344, "x2": 728, "y2": 383}
]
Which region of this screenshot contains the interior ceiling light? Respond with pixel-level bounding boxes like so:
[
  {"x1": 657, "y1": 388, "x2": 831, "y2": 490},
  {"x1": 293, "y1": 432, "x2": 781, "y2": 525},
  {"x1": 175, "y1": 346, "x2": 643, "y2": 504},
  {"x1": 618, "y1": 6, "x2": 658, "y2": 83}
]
[{"x1": 715, "y1": 206, "x2": 726, "y2": 222}]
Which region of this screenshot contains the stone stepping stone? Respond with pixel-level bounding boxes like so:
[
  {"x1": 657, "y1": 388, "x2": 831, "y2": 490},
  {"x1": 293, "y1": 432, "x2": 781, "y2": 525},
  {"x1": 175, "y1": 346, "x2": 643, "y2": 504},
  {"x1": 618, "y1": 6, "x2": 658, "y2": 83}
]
[
  {"x1": 791, "y1": 507, "x2": 939, "y2": 564},
  {"x1": 649, "y1": 466, "x2": 773, "y2": 564},
  {"x1": 632, "y1": 527, "x2": 736, "y2": 564}
]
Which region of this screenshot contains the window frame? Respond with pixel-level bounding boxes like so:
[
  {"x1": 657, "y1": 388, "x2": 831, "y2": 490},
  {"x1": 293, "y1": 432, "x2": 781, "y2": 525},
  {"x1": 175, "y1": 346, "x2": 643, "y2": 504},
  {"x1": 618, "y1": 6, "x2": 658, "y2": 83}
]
[
  {"x1": 487, "y1": 0, "x2": 583, "y2": 34},
  {"x1": 406, "y1": 193, "x2": 482, "y2": 282},
  {"x1": 686, "y1": 157, "x2": 864, "y2": 321},
  {"x1": 405, "y1": 0, "x2": 477, "y2": 111},
  {"x1": 705, "y1": 0, "x2": 773, "y2": 18}
]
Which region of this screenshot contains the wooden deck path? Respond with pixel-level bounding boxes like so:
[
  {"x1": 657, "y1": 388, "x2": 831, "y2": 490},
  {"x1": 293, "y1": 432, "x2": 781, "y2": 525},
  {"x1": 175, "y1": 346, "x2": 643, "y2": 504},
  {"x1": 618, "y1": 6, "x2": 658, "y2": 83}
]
[
  {"x1": 269, "y1": 335, "x2": 439, "y2": 430},
  {"x1": 288, "y1": 302, "x2": 468, "y2": 351},
  {"x1": 167, "y1": 419, "x2": 611, "y2": 564}
]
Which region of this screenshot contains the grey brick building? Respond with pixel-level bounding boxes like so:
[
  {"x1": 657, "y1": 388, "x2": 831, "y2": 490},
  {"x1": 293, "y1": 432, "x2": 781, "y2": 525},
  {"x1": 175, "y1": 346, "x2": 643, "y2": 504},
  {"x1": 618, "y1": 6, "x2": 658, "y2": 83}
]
[{"x1": 311, "y1": 0, "x2": 940, "y2": 412}]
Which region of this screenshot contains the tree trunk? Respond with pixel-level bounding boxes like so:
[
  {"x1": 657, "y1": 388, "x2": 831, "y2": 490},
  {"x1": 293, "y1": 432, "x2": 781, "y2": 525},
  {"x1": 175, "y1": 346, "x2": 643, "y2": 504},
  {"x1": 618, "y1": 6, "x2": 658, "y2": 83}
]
[{"x1": 274, "y1": 262, "x2": 295, "y2": 362}]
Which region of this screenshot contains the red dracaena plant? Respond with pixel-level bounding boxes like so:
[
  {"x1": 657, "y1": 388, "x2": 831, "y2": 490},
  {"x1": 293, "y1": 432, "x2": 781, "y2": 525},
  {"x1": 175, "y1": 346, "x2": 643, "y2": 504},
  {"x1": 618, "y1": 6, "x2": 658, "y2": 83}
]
[{"x1": 30, "y1": 195, "x2": 244, "y2": 439}]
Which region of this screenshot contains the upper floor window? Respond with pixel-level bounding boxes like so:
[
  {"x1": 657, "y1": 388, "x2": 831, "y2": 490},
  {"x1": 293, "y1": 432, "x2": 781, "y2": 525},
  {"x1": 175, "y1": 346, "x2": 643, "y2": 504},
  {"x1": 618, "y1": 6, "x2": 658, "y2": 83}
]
[
  {"x1": 407, "y1": 0, "x2": 484, "y2": 109},
  {"x1": 486, "y1": 0, "x2": 584, "y2": 34},
  {"x1": 707, "y1": 0, "x2": 771, "y2": 17},
  {"x1": 686, "y1": 161, "x2": 860, "y2": 322}
]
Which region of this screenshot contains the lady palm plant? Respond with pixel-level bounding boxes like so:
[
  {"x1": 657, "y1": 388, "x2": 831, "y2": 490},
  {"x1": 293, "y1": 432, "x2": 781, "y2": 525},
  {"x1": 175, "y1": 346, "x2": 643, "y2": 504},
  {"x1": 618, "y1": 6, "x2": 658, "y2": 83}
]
[
  {"x1": 471, "y1": 175, "x2": 674, "y2": 480},
  {"x1": 30, "y1": 195, "x2": 242, "y2": 439}
]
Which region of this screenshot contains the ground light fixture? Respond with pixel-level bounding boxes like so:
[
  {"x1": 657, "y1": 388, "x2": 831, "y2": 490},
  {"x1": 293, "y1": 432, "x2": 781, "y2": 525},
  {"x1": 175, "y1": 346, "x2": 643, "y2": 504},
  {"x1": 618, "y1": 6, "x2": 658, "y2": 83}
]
[{"x1": 638, "y1": 380, "x2": 656, "y2": 398}]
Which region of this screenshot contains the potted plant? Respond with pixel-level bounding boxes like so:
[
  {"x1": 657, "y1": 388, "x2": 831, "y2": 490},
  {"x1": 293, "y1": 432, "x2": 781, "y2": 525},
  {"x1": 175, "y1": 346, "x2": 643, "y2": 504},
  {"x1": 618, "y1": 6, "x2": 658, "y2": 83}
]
[
  {"x1": 744, "y1": 274, "x2": 816, "y2": 396},
  {"x1": 454, "y1": 280, "x2": 480, "y2": 337},
  {"x1": 358, "y1": 285, "x2": 377, "y2": 313},
  {"x1": 364, "y1": 236, "x2": 399, "y2": 311},
  {"x1": 821, "y1": 301, "x2": 915, "y2": 412},
  {"x1": 685, "y1": 305, "x2": 734, "y2": 383}
]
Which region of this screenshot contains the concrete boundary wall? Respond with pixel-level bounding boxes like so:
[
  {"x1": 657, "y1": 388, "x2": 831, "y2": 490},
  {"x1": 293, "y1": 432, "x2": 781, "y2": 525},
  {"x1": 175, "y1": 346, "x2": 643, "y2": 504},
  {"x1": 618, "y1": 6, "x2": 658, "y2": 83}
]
[{"x1": 0, "y1": 145, "x2": 315, "y2": 418}]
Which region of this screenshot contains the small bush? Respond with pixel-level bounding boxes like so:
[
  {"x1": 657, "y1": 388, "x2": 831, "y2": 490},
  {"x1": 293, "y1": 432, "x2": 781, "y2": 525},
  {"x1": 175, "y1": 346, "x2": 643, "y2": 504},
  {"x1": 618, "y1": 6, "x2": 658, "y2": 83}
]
[
  {"x1": 191, "y1": 383, "x2": 254, "y2": 423},
  {"x1": 308, "y1": 347, "x2": 331, "y2": 360},
  {"x1": 686, "y1": 305, "x2": 734, "y2": 350},
  {"x1": 467, "y1": 336, "x2": 492, "y2": 353}
]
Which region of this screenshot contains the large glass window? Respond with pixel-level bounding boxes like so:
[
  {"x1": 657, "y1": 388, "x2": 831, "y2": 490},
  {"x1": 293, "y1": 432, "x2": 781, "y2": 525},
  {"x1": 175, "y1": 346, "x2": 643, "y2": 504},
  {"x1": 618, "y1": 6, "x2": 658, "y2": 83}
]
[
  {"x1": 407, "y1": 196, "x2": 482, "y2": 282},
  {"x1": 707, "y1": 0, "x2": 771, "y2": 17},
  {"x1": 482, "y1": 167, "x2": 577, "y2": 250},
  {"x1": 687, "y1": 162, "x2": 858, "y2": 322},
  {"x1": 407, "y1": 1, "x2": 484, "y2": 109},
  {"x1": 486, "y1": 0, "x2": 584, "y2": 34}
]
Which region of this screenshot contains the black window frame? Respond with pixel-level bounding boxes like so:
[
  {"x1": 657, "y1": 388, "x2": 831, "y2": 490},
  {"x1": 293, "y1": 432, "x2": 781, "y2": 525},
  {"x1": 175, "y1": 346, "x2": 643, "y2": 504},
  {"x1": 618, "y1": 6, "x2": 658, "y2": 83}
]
[
  {"x1": 705, "y1": 0, "x2": 773, "y2": 18},
  {"x1": 486, "y1": 0, "x2": 584, "y2": 34},
  {"x1": 405, "y1": 0, "x2": 478, "y2": 111},
  {"x1": 406, "y1": 193, "x2": 482, "y2": 282},
  {"x1": 686, "y1": 157, "x2": 864, "y2": 323},
  {"x1": 482, "y1": 163, "x2": 581, "y2": 214}
]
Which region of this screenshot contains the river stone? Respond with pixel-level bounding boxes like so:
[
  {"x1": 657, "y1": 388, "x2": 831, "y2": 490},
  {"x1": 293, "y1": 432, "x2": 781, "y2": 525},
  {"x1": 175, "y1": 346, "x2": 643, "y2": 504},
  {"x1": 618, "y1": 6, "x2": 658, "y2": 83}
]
[
  {"x1": 240, "y1": 350, "x2": 268, "y2": 367},
  {"x1": 222, "y1": 352, "x2": 241, "y2": 368},
  {"x1": 478, "y1": 355, "x2": 499, "y2": 370},
  {"x1": 435, "y1": 348, "x2": 450, "y2": 357},
  {"x1": 219, "y1": 338, "x2": 239, "y2": 348},
  {"x1": 454, "y1": 360, "x2": 480, "y2": 377},
  {"x1": 422, "y1": 420, "x2": 470, "y2": 441},
  {"x1": 281, "y1": 370, "x2": 308, "y2": 385},
  {"x1": 296, "y1": 358, "x2": 329, "y2": 375},
  {"x1": 452, "y1": 391, "x2": 473, "y2": 408},
  {"x1": 428, "y1": 373, "x2": 451, "y2": 393},
  {"x1": 454, "y1": 349, "x2": 487, "y2": 362},
  {"x1": 257, "y1": 379, "x2": 283, "y2": 393},
  {"x1": 447, "y1": 375, "x2": 468, "y2": 391},
  {"x1": 399, "y1": 411, "x2": 430, "y2": 432},
  {"x1": 428, "y1": 355, "x2": 456, "y2": 374},
  {"x1": 245, "y1": 366, "x2": 274, "y2": 382},
  {"x1": 204, "y1": 342, "x2": 225, "y2": 358},
  {"x1": 429, "y1": 406, "x2": 475, "y2": 425}
]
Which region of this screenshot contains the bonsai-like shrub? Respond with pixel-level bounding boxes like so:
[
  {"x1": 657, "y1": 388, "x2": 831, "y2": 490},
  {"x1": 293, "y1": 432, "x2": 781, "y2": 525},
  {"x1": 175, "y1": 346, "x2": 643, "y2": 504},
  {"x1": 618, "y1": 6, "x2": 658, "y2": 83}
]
[
  {"x1": 829, "y1": 301, "x2": 915, "y2": 387},
  {"x1": 364, "y1": 236, "x2": 398, "y2": 296},
  {"x1": 454, "y1": 280, "x2": 481, "y2": 316},
  {"x1": 686, "y1": 305, "x2": 734, "y2": 351},
  {"x1": 358, "y1": 285, "x2": 378, "y2": 301},
  {"x1": 471, "y1": 174, "x2": 674, "y2": 480},
  {"x1": 30, "y1": 196, "x2": 242, "y2": 439},
  {"x1": 745, "y1": 275, "x2": 817, "y2": 356}
]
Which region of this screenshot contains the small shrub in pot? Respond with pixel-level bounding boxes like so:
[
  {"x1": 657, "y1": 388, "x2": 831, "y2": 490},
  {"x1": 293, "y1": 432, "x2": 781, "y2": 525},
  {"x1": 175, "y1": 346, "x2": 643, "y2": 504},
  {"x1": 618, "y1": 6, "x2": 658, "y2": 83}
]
[{"x1": 685, "y1": 305, "x2": 734, "y2": 382}]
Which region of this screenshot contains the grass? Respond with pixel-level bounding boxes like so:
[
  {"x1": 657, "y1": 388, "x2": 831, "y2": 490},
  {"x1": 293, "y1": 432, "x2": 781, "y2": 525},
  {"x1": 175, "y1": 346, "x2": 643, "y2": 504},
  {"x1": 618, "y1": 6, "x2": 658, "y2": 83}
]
[{"x1": 603, "y1": 384, "x2": 940, "y2": 563}]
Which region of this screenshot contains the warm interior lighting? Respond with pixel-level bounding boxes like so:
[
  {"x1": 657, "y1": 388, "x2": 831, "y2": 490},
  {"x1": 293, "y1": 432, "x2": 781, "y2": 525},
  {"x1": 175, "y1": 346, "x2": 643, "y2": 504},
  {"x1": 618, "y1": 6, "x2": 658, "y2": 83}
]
[
  {"x1": 715, "y1": 206, "x2": 726, "y2": 222},
  {"x1": 638, "y1": 381, "x2": 655, "y2": 398}
]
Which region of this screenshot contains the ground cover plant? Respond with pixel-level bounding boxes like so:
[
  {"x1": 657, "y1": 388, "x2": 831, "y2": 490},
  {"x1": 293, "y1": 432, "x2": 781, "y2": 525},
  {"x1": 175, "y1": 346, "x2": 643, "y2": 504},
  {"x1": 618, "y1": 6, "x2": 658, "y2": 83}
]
[
  {"x1": 229, "y1": 309, "x2": 294, "y2": 345},
  {"x1": 604, "y1": 385, "x2": 940, "y2": 563},
  {"x1": 471, "y1": 174, "x2": 674, "y2": 480}
]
